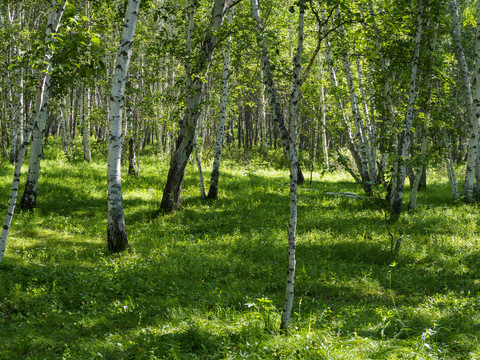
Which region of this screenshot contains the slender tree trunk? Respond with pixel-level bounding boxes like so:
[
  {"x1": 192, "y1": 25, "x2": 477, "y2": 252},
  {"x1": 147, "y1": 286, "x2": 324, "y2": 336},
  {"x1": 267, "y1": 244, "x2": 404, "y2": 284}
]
[
  {"x1": 0, "y1": 0, "x2": 67, "y2": 262},
  {"x1": 473, "y1": 0, "x2": 480, "y2": 198},
  {"x1": 19, "y1": 0, "x2": 67, "y2": 212},
  {"x1": 450, "y1": 0, "x2": 478, "y2": 202},
  {"x1": 322, "y1": 9, "x2": 363, "y2": 181},
  {"x1": 409, "y1": 19, "x2": 439, "y2": 211},
  {"x1": 0, "y1": 120, "x2": 35, "y2": 264},
  {"x1": 391, "y1": 0, "x2": 424, "y2": 217},
  {"x1": 320, "y1": 64, "x2": 329, "y2": 169},
  {"x1": 207, "y1": 6, "x2": 234, "y2": 199},
  {"x1": 68, "y1": 89, "x2": 76, "y2": 159},
  {"x1": 368, "y1": 0, "x2": 398, "y2": 199},
  {"x1": 159, "y1": 0, "x2": 229, "y2": 213},
  {"x1": 444, "y1": 133, "x2": 460, "y2": 200},
  {"x1": 193, "y1": 128, "x2": 206, "y2": 198},
  {"x1": 280, "y1": 2, "x2": 304, "y2": 332},
  {"x1": 83, "y1": 88, "x2": 92, "y2": 162},
  {"x1": 127, "y1": 95, "x2": 138, "y2": 176},
  {"x1": 60, "y1": 106, "x2": 70, "y2": 160},
  {"x1": 250, "y1": 0, "x2": 305, "y2": 185},
  {"x1": 336, "y1": 7, "x2": 372, "y2": 194},
  {"x1": 259, "y1": 68, "x2": 268, "y2": 158},
  {"x1": 107, "y1": 0, "x2": 141, "y2": 252}
]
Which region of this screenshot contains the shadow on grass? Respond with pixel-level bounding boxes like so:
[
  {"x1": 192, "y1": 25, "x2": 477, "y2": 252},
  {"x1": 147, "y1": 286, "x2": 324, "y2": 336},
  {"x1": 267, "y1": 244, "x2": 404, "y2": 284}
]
[{"x1": 1, "y1": 159, "x2": 479, "y2": 359}]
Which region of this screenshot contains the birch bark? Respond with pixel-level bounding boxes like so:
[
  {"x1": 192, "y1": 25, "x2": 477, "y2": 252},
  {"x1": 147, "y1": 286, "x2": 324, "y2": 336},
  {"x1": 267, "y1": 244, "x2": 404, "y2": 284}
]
[
  {"x1": 207, "y1": 6, "x2": 234, "y2": 199},
  {"x1": 18, "y1": 0, "x2": 67, "y2": 211},
  {"x1": 107, "y1": 0, "x2": 141, "y2": 252},
  {"x1": 83, "y1": 88, "x2": 92, "y2": 162},
  {"x1": 0, "y1": 0, "x2": 66, "y2": 262},
  {"x1": 444, "y1": 133, "x2": 460, "y2": 200},
  {"x1": 280, "y1": 1, "x2": 304, "y2": 332},
  {"x1": 409, "y1": 19, "x2": 439, "y2": 211},
  {"x1": 391, "y1": 0, "x2": 424, "y2": 217},
  {"x1": 368, "y1": 0, "x2": 398, "y2": 200},
  {"x1": 473, "y1": 0, "x2": 480, "y2": 198},
  {"x1": 336, "y1": 7, "x2": 372, "y2": 194},
  {"x1": 159, "y1": 0, "x2": 230, "y2": 213},
  {"x1": 250, "y1": 0, "x2": 305, "y2": 185},
  {"x1": 450, "y1": 0, "x2": 478, "y2": 202},
  {"x1": 60, "y1": 106, "x2": 70, "y2": 160},
  {"x1": 323, "y1": 16, "x2": 363, "y2": 180}
]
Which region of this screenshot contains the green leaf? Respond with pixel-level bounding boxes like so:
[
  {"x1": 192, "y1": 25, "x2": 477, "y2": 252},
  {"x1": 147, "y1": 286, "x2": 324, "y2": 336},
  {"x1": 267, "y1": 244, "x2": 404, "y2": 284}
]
[{"x1": 91, "y1": 37, "x2": 101, "y2": 45}]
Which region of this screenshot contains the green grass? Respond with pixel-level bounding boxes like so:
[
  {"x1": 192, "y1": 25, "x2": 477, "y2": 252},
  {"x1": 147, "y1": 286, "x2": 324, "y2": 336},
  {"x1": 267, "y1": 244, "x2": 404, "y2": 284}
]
[{"x1": 1, "y1": 143, "x2": 479, "y2": 359}]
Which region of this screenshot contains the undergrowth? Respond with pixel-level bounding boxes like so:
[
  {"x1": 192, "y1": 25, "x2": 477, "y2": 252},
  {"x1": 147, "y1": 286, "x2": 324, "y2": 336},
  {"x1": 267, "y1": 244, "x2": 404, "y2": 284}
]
[{"x1": 0, "y1": 143, "x2": 479, "y2": 359}]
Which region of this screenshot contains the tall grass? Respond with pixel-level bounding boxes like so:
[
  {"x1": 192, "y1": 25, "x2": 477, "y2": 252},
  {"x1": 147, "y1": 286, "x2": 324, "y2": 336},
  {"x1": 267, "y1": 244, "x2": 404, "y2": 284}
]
[{"x1": 0, "y1": 142, "x2": 479, "y2": 359}]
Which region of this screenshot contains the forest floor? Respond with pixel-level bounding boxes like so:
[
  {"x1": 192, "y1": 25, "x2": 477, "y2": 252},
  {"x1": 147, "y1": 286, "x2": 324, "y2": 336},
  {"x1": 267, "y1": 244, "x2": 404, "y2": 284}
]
[{"x1": 1, "y1": 142, "x2": 479, "y2": 359}]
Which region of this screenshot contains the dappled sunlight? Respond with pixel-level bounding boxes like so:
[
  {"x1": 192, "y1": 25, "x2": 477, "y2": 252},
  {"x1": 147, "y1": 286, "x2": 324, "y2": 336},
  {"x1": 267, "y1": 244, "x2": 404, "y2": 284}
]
[{"x1": 1, "y1": 154, "x2": 480, "y2": 359}]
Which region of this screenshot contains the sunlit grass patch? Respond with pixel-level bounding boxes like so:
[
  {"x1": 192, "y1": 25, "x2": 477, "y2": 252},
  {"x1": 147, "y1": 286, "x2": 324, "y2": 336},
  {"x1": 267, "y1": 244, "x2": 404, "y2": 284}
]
[{"x1": 1, "y1": 144, "x2": 479, "y2": 359}]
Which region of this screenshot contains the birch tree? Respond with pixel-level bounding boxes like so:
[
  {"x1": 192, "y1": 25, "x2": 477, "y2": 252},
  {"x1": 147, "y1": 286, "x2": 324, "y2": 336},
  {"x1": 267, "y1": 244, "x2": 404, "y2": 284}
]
[
  {"x1": 159, "y1": 0, "x2": 231, "y2": 213},
  {"x1": 0, "y1": 1, "x2": 66, "y2": 263},
  {"x1": 279, "y1": 0, "x2": 304, "y2": 332},
  {"x1": 207, "y1": 6, "x2": 234, "y2": 200},
  {"x1": 17, "y1": 0, "x2": 67, "y2": 212},
  {"x1": 391, "y1": 0, "x2": 424, "y2": 217},
  {"x1": 472, "y1": 0, "x2": 480, "y2": 198},
  {"x1": 250, "y1": 0, "x2": 307, "y2": 186},
  {"x1": 335, "y1": 7, "x2": 373, "y2": 194},
  {"x1": 450, "y1": 0, "x2": 478, "y2": 202},
  {"x1": 107, "y1": 0, "x2": 141, "y2": 252}
]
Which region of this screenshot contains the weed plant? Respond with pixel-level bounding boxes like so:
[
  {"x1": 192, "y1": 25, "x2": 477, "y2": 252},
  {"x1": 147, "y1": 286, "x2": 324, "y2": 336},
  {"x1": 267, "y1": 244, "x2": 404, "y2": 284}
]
[{"x1": 0, "y1": 142, "x2": 479, "y2": 359}]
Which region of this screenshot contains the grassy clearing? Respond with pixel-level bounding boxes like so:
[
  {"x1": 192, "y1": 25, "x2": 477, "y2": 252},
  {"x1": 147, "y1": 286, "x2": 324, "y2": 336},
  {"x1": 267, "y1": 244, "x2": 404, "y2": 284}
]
[{"x1": 1, "y1": 144, "x2": 479, "y2": 359}]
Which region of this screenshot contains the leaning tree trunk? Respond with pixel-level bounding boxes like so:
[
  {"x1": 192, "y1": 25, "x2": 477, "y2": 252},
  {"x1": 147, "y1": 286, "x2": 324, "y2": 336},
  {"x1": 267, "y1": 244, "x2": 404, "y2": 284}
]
[
  {"x1": 450, "y1": 0, "x2": 478, "y2": 202},
  {"x1": 336, "y1": 6, "x2": 373, "y2": 194},
  {"x1": 322, "y1": 9, "x2": 364, "y2": 181},
  {"x1": 251, "y1": 0, "x2": 305, "y2": 185},
  {"x1": 107, "y1": 0, "x2": 141, "y2": 252},
  {"x1": 391, "y1": 0, "x2": 424, "y2": 217},
  {"x1": 207, "y1": 6, "x2": 234, "y2": 199},
  {"x1": 159, "y1": 0, "x2": 229, "y2": 213},
  {"x1": 0, "y1": 0, "x2": 66, "y2": 262},
  {"x1": 18, "y1": 0, "x2": 67, "y2": 212}
]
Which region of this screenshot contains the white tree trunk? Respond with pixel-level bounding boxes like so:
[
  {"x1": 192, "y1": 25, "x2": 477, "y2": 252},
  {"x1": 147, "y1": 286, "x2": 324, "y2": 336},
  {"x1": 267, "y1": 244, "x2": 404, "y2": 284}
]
[
  {"x1": 444, "y1": 133, "x2": 460, "y2": 200},
  {"x1": 159, "y1": 0, "x2": 230, "y2": 213},
  {"x1": 250, "y1": 0, "x2": 305, "y2": 185},
  {"x1": 280, "y1": 2, "x2": 304, "y2": 332},
  {"x1": 207, "y1": 6, "x2": 234, "y2": 199},
  {"x1": 83, "y1": 88, "x2": 92, "y2": 162},
  {"x1": 355, "y1": 46, "x2": 377, "y2": 180},
  {"x1": 391, "y1": 0, "x2": 424, "y2": 216},
  {"x1": 323, "y1": 17, "x2": 363, "y2": 180},
  {"x1": 18, "y1": 0, "x2": 67, "y2": 212},
  {"x1": 60, "y1": 107, "x2": 70, "y2": 160},
  {"x1": 107, "y1": 0, "x2": 141, "y2": 251},
  {"x1": 450, "y1": 0, "x2": 478, "y2": 202},
  {"x1": 409, "y1": 19, "x2": 439, "y2": 211},
  {"x1": 368, "y1": 0, "x2": 398, "y2": 200},
  {"x1": 259, "y1": 69, "x2": 268, "y2": 158},
  {"x1": 0, "y1": 3, "x2": 59, "y2": 262},
  {"x1": 473, "y1": 0, "x2": 480, "y2": 198},
  {"x1": 336, "y1": 7, "x2": 372, "y2": 193}
]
